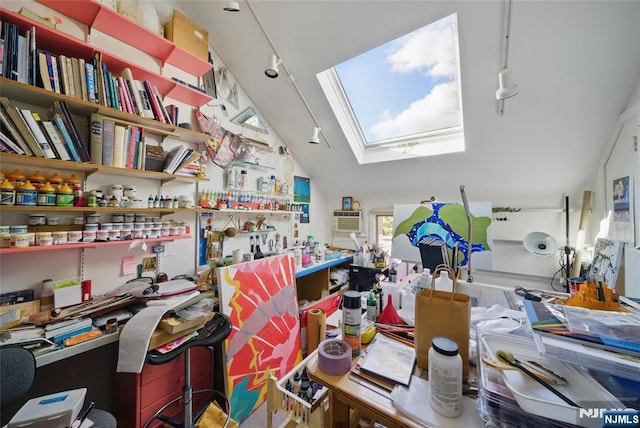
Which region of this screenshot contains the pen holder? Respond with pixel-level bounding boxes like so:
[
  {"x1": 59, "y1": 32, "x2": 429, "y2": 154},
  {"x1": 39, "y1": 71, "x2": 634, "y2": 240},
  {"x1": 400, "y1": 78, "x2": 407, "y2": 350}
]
[{"x1": 560, "y1": 282, "x2": 624, "y2": 311}]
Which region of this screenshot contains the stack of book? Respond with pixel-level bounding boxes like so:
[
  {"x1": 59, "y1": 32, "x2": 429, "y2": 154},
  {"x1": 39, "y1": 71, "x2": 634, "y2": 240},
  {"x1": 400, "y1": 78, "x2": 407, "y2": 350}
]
[
  {"x1": 0, "y1": 97, "x2": 90, "y2": 161},
  {"x1": 523, "y1": 299, "x2": 640, "y2": 382},
  {"x1": 162, "y1": 145, "x2": 201, "y2": 175},
  {"x1": 44, "y1": 317, "x2": 94, "y2": 343}
]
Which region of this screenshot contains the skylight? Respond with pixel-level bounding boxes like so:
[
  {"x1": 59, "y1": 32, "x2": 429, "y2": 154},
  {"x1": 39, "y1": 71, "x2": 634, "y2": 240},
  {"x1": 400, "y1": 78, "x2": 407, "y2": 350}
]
[{"x1": 317, "y1": 13, "x2": 464, "y2": 164}]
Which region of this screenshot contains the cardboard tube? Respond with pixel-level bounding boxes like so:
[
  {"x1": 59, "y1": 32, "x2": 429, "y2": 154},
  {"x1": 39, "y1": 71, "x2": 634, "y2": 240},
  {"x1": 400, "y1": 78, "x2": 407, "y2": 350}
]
[{"x1": 306, "y1": 308, "x2": 326, "y2": 354}]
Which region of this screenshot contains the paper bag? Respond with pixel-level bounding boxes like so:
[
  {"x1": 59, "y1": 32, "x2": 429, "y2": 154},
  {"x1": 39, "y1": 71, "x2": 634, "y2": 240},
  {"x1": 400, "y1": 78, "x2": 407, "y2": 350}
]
[
  {"x1": 196, "y1": 400, "x2": 238, "y2": 428},
  {"x1": 414, "y1": 265, "x2": 471, "y2": 376}
]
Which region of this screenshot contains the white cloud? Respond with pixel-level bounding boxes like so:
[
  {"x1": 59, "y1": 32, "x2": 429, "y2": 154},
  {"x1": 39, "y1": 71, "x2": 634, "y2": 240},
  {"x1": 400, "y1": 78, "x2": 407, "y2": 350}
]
[
  {"x1": 386, "y1": 15, "x2": 457, "y2": 78},
  {"x1": 368, "y1": 82, "x2": 460, "y2": 141}
]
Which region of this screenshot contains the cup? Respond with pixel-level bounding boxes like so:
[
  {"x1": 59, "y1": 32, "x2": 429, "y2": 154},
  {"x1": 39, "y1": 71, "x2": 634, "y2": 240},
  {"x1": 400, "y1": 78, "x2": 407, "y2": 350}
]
[
  {"x1": 233, "y1": 249, "x2": 243, "y2": 264},
  {"x1": 243, "y1": 253, "x2": 254, "y2": 262}
]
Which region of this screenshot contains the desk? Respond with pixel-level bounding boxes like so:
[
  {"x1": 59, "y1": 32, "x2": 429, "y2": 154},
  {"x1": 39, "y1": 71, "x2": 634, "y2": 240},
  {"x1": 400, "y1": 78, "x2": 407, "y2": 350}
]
[
  {"x1": 295, "y1": 255, "x2": 353, "y2": 302},
  {"x1": 306, "y1": 353, "x2": 423, "y2": 428}
]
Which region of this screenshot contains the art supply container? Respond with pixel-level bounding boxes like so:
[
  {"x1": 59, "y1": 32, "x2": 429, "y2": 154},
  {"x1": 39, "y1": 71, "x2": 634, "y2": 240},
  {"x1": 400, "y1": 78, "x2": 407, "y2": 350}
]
[
  {"x1": 82, "y1": 230, "x2": 96, "y2": 242},
  {"x1": 342, "y1": 290, "x2": 361, "y2": 357},
  {"x1": 0, "y1": 178, "x2": 15, "y2": 205},
  {"x1": 47, "y1": 172, "x2": 64, "y2": 190},
  {"x1": 27, "y1": 170, "x2": 45, "y2": 190},
  {"x1": 429, "y1": 336, "x2": 462, "y2": 417},
  {"x1": 15, "y1": 181, "x2": 37, "y2": 206},
  {"x1": 56, "y1": 183, "x2": 74, "y2": 207},
  {"x1": 36, "y1": 232, "x2": 53, "y2": 246},
  {"x1": 52, "y1": 231, "x2": 68, "y2": 245},
  {"x1": 29, "y1": 214, "x2": 46, "y2": 226},
  {"x1": 68, "y1": 230, "x2": 83, "y2": 243}
]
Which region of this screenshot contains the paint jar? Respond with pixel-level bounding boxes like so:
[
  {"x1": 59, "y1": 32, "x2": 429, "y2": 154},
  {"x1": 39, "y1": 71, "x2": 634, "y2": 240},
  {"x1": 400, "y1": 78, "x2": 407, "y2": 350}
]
[
  {"x1": 46, "y1": 172, "x2": 64, "y2": 190},
  {"x1": 112, "y1": 213, "x2": 124, "y2": 223},
  {"x1": 109, "y1": 229, "x2": 121, "y2": 241},
  {"x1": 124, "y1": 213, "x2": 135, "y2": 223},
  {"x1": 11, "y1": 233, "x2": 30, "y2": 248},
  {"x1": 87, "y1": 190, "x2": 98, "y2": 208},
  {"x1": 131, "y1": 228, "x2": 143, "y2": 239},
  {"x1": 16, "y1": 181, "x2": 37, "y2": 206},
  {"x1": 100, "y1": 222, "x2": 113, "y2": 230},
  {"x1": 142, "y1": 228, "x2": 151, "y2": 238},
  {"x1": 86, "y1": 213, "x2": 100, "y2": 224},
  {"x1": 46, "y1": 217, "x2": 59, "y2": 226},
  {"x1": 177, "y1": 226, "x2": 186, "y2": 236},
  {"x1": 68, "y1": 230, "x2": 83, "y2": 243},
  {"x1": 10, "y1": 225, "x2": 28, "y2": 234},
  {"x1": 29, "y1": 214, "x2": 46, "y2": 226},
  {"x1": 342, "y1": 290, "x2": 361, "y2": 357},
  {"x1": 96, "y1": 230, "x2": 109, "y2": 241},
  {"x1": 27, "y1": 170, "x2": 45, "y2": 190},
  {"x1": 73, "y1": 217, "x2": 85, "y2": 226},
  {"x1": 82, "y1": 230, "x2": 96, "y2": 242},
  {"x1": 36, "y1": 232, "x2": 52, "y2": 246},
  {"x1": 105, "y1": 318, "x2": 118, "y2": 334},
  {"x1": 122, "y1": 222, "x2": 134, "y2": 230},
  {"x1": 0, "y1": 225, "x2": 9, "y2": 236},
  {"x1": 56, "y1": 183, "x2": 74, "y2": 207},
  {"x1": 169, "y1": 226, "x2": 179, "y2": 236},
  {"x1": 52, "y1": 231, "x2": 68, "y2": 245},
  {"x1": 84, "y1": 223, "x2": 99, "y2": 231},
  {"x1": 134, "y1": 213, "x2": 146, "y2": 223},
  {"x1": 429, "y1": 337, "x2": 462, "y2": 417},
  {"x1": 0, "y1": 178, "x2": 15, "y2": 205},
  {"x1": 111, "y1": 184, "x2": 123, "y2": 201},
  {"x1": 133, "y1": 222, "x2": 145, "y2": 229},
  {"x1": 0, "y1": 234, "x2": 11, "y2": 248},
  {"x1": 160, "y1": 226, "x2": 170, "y2": 237},
  {"x1": 7, "y1": 169, "x2": 26, "y2": 187},
  {"x1": 120, "y1": 228, "x2": 132, "y2": 240},
  {"x1": 124, "y1": 185, "x2": 136, "y2": 199}
]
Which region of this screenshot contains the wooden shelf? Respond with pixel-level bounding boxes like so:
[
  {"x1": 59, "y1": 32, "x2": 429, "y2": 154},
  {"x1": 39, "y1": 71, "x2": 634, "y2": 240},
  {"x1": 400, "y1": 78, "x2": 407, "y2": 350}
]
[
  {"x1": 0, "y1": 8, "x2": 213, "y2": 107},
  {"x1": 37, "y1": 0, "x2": 213, "y2": 77},
  {"x1": 0, "y1": 234, "x2": 191, "y2": 254},
  {"x1": 0, "y1": 152, "x2": 207, "y2": 183}
]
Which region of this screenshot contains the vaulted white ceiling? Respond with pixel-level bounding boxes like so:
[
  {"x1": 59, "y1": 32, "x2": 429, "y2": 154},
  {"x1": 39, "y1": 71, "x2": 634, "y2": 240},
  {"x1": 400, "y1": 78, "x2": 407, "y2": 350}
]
[{"x1": 177, "y1": 0, "x2": 639, "y2": 209}]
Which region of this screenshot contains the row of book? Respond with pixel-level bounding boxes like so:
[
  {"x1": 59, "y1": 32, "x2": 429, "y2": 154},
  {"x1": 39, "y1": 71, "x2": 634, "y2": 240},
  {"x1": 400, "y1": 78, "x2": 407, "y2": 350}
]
[
  {"x1": 90, "y1": 113, "x2": 146, "y2": 170},
  {"x1": 0, "y1": 97, "x2": 91, "y2": 162},
  {"x1": 1, "y1": 20, "x2": 180, "y2": 125},
  {"x1": 162, "y1": 144, "x2": 201, "y2": 175}
]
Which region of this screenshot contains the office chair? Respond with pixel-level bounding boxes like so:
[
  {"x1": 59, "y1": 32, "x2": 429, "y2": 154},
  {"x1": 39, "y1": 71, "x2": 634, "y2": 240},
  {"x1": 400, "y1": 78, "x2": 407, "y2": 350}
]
[
  {"x1": 143, "y1": 312, "x2": 232, "y2": 428},
  {"x1": 0, "y1": 346, "x2": 116, "y2": 427}
]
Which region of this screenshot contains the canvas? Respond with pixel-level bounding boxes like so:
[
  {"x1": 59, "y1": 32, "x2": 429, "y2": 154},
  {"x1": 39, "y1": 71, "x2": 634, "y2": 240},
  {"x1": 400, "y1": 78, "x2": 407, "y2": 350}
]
[{"x1": 216, "y1": 254, "x2": 302, "y2": 423}]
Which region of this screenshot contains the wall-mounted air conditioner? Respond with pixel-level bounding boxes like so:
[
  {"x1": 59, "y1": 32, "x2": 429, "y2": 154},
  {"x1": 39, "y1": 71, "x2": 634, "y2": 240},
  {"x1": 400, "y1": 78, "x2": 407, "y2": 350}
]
[{"x1": 332, "y1": 210, "x2": 361, "y2": 233}]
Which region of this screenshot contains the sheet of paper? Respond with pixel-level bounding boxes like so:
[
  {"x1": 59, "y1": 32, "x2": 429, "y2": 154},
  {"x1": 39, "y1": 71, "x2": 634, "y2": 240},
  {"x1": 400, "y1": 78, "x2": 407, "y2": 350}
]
[
  {"x1": 116, "y1": 291, "x2": 200, "y2": 373},
  {"x1": 121, "y1": 256, "x2": 137, "y2": 276}
]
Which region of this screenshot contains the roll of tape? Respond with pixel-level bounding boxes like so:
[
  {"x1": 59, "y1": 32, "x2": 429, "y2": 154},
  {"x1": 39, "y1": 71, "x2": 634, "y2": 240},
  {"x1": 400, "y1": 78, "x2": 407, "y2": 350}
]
[{"x1": 317, "y1": 339, "x2": 352, "y2": 376}]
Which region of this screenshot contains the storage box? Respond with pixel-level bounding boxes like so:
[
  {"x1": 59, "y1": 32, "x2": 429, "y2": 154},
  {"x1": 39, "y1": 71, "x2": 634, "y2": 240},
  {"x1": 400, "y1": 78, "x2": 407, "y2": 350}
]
[
  {"x1": 53, "y1": 279, "x2": 82, "y2": 308},
  {"x1": 164, "y1": 9, "x2": 208, "y2": 60},
  {"x1": 9, "y1": 388, "x2": 86, "y2": 428},
  {"x1": 267, "y1": 349, "x2": 329, "y2": 427}
]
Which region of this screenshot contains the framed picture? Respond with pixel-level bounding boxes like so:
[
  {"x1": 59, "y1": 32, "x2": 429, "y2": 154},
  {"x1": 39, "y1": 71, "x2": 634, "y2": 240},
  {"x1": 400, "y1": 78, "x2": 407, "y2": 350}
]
[{"x1": 342, "y1": 196, "x2": 353, "y2": 211}]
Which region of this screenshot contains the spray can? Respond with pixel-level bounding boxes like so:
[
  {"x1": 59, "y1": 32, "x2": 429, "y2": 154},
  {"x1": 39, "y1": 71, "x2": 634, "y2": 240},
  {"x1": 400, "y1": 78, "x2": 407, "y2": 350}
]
[{"x1": 342, "y1": 290, "x2": 361, "y2": 357}]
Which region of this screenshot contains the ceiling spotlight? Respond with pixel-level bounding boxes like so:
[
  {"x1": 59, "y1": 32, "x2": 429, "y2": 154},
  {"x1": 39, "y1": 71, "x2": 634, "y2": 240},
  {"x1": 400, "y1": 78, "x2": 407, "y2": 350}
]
[
  {"x1": 223, "y1": 1, "x2": 240, "y2": 12},
  {"x1": 496, "y1": 67, "x2": 519, "y2": 100},
  {"x1": 265, "y1": 54, "x2": 281, "y2": 78},
  {"x1": 308, "y1": 127, "x2": 320, "y2": 144}
]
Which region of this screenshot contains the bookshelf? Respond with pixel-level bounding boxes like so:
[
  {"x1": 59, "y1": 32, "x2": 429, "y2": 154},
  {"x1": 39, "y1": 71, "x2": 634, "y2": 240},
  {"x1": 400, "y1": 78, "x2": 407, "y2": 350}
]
[
  {"x1": 36, "y1": 0, "x2": 213, "y2": 77},
  {"x1": 0, "y1": 7, "x2": 213, "y2": 108}
]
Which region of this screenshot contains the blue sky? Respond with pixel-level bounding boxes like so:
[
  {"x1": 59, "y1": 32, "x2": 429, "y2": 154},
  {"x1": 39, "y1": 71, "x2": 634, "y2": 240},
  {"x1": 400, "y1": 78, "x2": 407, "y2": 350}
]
[{"x1": 334, "y1": 14, "x2": 461, "y2": 144}]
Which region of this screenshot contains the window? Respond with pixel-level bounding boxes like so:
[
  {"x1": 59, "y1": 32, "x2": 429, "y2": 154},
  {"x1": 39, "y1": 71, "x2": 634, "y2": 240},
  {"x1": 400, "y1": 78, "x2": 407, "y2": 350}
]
[
  {"x1": 375, "y1": 213, "x2": 394, "y2": 256},
  {"x1": 317, "y1": 13, "x2": 464, "y2": 164}
]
